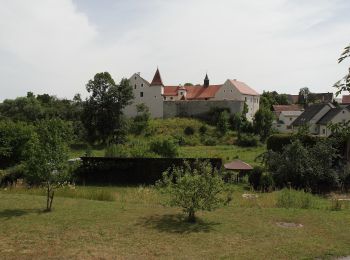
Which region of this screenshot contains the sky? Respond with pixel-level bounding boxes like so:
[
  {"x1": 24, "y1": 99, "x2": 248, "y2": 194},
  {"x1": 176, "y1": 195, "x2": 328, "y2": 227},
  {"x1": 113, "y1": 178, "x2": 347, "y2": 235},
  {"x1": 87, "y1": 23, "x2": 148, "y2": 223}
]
[{"x1": 0, "y1": 0, "x2": 349, "y2": 100}]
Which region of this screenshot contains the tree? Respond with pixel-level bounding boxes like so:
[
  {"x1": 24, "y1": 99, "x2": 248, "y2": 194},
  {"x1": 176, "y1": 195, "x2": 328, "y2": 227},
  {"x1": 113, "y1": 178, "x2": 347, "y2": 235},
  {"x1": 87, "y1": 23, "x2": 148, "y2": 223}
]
[
  {"x1": 334, "y1": 44, "x2": 350, "y2": 95},
  {"x1": 216, "y1": 111, "x2": 230, "y2": 134},
  {"x1": 253, "y1": 108, "x2": 274, "y2": 141},
  {"x1": 157, "y1": 160, "x2": 230, "y2": 222},
  {"x1": 82, "y1": 72, "x2": 134, "y2": 144},
  {"x1": 24, "y1": 119, "x2": 71, "y2": 211},
  {"x1": 131, "y1": 103, "x2": 151, "y2": 135},
  {"x1": 260, "y1": 91, "x2": 290, "y2": 110},
  {"x1": 298, "y1": 87, "x2": 311, "y2": 105}
]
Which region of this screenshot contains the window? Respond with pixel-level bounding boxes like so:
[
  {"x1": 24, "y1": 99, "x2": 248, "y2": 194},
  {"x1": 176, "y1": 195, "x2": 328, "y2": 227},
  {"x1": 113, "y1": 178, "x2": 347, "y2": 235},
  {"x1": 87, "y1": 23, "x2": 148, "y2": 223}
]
[
  {"x1": 322, "y1": 129, "x2": 326, "y2": 134},
  {"x1": 170, "y1": 97, "x2": 173, "y2": 100},
  {"x1": 244, "y1": 97, "x2": 247, "y2": 101},
  {"x1": 180, "y1": 92, "x2": 184, "y2": 95},
  {"x1": 134, "y1": 84, "x2": 136, "y2": 89},
  {"x1": 164, "y1": 97, "x2": 166, "y2": 100},
  {"x1": 290, "y1": 118, "x2": 293, "y2": 121},
  {"x1": 154, "y1": 96, "x2": 157, "y2": 99},
  {"x1": 224, "y1": 90, "x2": 226, "y2": 93},
  {"x1": 343, "y1": 110, "x2": 345, "y2": 114},
  {"x1": 140, "y1": 92, "x2": 143, "y2": 97},
  {"x1": 231, "y1": 90, "x2": 233, "y2": 92},
  {"x1": 141, "y1": 83, "x2": 144, "y2": 87},
  {"x1": 134, "y1": 76, "x2": 137, "y2": 80}
]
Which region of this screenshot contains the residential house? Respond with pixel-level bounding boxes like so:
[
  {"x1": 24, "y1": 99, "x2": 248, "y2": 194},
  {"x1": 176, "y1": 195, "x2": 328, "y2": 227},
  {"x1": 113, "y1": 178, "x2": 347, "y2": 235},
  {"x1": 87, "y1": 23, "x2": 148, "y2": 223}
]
[
  {"x1": 291, "y1": 103, "x2": 350, "y2": 136},
  {"x1": 272, "y1": 104, "x2": 304, "y2": 133}
]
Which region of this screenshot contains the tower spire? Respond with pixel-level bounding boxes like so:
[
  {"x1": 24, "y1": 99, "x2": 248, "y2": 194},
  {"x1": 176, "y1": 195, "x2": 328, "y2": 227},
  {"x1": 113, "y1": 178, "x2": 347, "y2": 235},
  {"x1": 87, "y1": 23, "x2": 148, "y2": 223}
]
[
  {"x1": 150, "y1": 67, "x2": 164, "y2": 86},
  {"x1": 204, "y1": 73, "x2": 209, "y2": 87}
]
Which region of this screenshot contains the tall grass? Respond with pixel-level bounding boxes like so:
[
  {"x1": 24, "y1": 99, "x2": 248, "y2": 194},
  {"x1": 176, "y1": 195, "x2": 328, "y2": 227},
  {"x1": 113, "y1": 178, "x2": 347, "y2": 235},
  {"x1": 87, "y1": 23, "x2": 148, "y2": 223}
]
[{"x1": 276, "y1": 188, "x2": 319, "y2": 209}]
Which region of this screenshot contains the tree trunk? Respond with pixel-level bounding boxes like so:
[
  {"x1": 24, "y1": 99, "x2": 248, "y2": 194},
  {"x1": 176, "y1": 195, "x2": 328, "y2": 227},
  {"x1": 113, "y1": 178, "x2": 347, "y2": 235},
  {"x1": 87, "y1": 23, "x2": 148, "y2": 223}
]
[
  {"x1": 188, "y1": 210, "x2": 196, "y2": 223},
  {"x1": 49, "y1": 190, "x2": 54, "y2": 211},
  {"x1": 46, "y1": 183, "x2": 50, "y2": 211}
]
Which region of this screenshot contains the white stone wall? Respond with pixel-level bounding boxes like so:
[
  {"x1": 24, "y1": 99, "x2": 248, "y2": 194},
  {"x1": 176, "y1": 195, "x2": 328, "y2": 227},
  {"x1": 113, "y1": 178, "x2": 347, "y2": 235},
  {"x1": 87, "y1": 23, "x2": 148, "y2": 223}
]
[{"x1": 124, "y1": 73, "x2": 164, "y2": 118}]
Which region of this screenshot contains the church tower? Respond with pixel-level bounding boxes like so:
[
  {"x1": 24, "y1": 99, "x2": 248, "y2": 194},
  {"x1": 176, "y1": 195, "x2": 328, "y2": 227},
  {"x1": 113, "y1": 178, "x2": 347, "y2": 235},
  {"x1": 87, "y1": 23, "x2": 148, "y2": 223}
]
[{"x1": 204, "y1": 73, "x2": 209, "y2": 87}]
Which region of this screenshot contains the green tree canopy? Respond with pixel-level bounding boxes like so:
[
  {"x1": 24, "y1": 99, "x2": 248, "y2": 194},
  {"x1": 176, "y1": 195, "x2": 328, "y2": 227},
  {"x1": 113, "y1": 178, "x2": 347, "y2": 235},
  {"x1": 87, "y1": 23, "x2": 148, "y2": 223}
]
[{"x1": 82, "y1": 72, "x2": 134, "y2": 144}]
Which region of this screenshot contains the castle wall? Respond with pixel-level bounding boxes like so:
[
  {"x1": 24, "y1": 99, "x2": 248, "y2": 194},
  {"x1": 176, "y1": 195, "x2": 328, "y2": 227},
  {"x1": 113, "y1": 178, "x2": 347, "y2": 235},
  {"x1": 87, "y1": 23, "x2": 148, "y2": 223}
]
[{"x1": 163, "y1": 100, "x2": 244, "y2": 119}]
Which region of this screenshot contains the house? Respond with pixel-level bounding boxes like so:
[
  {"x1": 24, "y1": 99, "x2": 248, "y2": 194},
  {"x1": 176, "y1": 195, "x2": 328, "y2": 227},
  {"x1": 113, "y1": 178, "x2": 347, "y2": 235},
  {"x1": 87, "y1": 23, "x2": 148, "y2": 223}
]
[
  {"x1": 124, "y1": 68, "x2": 260, "y2": 121},
  {"x1": 272, "y1": 104, "x2": 304, "y2": 133},
  {"x1": 342, "y1": 95, "x2": 350, "y2": 104},
  {"x1": 286, "y1": 92, "x2": 334, "y2": 104},
  {"x1": 291, "y1": 103, "x2": 350, "y2": 136}
]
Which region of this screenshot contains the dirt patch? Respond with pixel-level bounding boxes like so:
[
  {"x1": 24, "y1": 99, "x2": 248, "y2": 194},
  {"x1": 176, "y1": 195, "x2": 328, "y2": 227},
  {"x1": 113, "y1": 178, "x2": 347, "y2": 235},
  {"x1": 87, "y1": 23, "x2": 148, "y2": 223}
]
[{"x1": 276, "y1": 222, "x2": 303, "y2": 228}]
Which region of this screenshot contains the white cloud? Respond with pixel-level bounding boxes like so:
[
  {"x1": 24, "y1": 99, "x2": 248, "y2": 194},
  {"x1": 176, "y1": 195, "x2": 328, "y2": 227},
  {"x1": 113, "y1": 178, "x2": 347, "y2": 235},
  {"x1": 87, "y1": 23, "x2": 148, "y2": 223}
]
[{"x1": 0, "y1": 0, "x2": 349, "y2": 100}]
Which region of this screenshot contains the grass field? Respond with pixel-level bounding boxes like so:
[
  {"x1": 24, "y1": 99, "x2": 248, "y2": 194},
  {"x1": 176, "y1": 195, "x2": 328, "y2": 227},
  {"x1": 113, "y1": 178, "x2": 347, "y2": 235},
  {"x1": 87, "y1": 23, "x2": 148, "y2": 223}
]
[{"x1": 1, "y1": 186, "x2": 350, "y2": 259}]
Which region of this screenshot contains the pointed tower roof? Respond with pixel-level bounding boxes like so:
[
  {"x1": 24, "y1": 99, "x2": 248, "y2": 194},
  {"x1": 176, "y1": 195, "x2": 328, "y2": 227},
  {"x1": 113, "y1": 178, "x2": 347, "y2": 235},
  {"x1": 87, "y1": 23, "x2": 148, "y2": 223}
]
[{"x1": 150, "y1": 68, "x2": 164, "y2": 86}]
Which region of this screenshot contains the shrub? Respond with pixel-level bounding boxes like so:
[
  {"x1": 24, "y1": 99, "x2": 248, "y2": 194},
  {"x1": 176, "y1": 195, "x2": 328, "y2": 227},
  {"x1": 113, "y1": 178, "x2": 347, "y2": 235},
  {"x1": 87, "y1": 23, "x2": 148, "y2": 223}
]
[
  {"x1": 330, "y1": 199, "x2": 343, "y2": 211},
  {"x1": 276, "y1": 188, "x2": 317, "y2": 209},
  {"x1": 0, "y1": 164, "x2": 25, "y2": 187},
  {"x1": 150, "y1": 138, "x2": 179, "y2": 158},
  {"x1": 172, "y1": 134, "x2": 186, "y2": 146},
  {"x1": 259, "y1": 173, "x2": 274, "y2": 192},
  {"x1": 266, "y1": 134, "x2": 321, "y2": 152},
  {"x1": 248, "y1": 166, "x2": 263, "y2": 190},
  {"x1": 202, "y1": 136, "x2": 217, "y2": 146},
  {"x1": 131, "y1": 103, "x2": 151, "y2": 135},
  {"x1": 105, "y1": 144, "x2": 129, "y2": 157},
  {"x1": 199, "y1": 125, "x2": 208, "y2": 135},
  {"x1": 184, "y1": 126, "x2": 195, "y2": 135},
  {"x1": 236, "y1": 134, "x2": 259, "y2": 147},
  {"x1": 156, "y1": 160, "x2": 231, "y2": 222}
]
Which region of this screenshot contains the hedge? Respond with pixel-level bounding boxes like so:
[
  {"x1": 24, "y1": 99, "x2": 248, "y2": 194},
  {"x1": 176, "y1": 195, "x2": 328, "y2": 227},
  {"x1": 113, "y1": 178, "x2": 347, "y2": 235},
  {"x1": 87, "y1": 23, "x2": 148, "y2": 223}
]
[{"x1": 75, "y1": 157, "x2": 222, "y2": 185}]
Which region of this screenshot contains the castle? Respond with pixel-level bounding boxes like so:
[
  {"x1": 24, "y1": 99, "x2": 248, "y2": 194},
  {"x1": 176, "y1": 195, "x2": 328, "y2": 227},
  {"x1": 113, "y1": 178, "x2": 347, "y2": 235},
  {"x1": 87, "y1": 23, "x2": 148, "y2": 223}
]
[{"x1": 124, "y1": 68, "x2": 260, "y2": 121}]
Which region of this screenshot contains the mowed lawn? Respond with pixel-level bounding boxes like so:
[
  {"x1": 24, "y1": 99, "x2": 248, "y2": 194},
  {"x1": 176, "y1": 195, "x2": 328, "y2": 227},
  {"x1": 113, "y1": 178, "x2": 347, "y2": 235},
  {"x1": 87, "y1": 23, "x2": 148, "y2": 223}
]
[{"x1": 1, "y1": 187, "x2": 350, "y2": 259}]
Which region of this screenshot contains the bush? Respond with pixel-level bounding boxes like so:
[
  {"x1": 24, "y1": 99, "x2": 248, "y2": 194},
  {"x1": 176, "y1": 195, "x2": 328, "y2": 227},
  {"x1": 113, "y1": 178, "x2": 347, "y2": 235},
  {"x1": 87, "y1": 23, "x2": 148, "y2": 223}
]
[
  {"x1": 248, "y1": 166, "x2": 263, "y2": 190},
  {"x1": 276, "y1": 188, "x2": 317, "y2": 209},
  {"x1": 236, "y1": 134, "x2": 259, "y2": 147},
  {"x1": 259, "y1": 173, "x2": 274, "y2": 192},
  {"x1": 105, "y1": 144, "x2": 129, "y2": 157},
  {"x1": 156, "y1": 160, "x2": 230, "y2": 222},
  {"x1": 184, "y1": 126, "x2": 195, "y2": 135},
  {"x1": 199, "y1": 125, "x2": 208, "y2": 135},
  {"x1": 172, "y1": 134, "x2": 186, "y2": 146},
  {"x1": 150, "y1": 138, "x2": 179, "y2": 158},
  {"x1": 0, "y1": 164, "x2": 26, "y2": 187},
  {"x1": 266, "y1": 134, "x2": 321, "y2": 152},
  {"x1": 201, "y1": 136, "x2": 217, "y2": 146}
]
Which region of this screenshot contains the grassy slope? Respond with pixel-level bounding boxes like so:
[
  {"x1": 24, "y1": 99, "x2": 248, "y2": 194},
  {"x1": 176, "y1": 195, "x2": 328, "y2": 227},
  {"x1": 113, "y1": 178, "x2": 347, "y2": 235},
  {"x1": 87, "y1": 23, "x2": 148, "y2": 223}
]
[
  {"x1": 69, "y1": 118, "x2": 266, "y2": 165},
  {"x1": 1, "y1": 188, "x2": 350, "y2": 259}
]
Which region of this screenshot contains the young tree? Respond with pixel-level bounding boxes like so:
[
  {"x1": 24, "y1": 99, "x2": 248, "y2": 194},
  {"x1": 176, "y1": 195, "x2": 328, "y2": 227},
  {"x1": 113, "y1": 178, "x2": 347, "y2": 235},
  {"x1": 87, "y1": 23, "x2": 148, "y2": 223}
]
[
  {"x1": 253, "y1": 108, "x2": 274, "y2": 141},
  {"x1": 216, "y1": 110, "x2": 230, "y2": 134},
  {"x1": 334, "y1": 44, "x2": 350, "y2": 95},
  {"x1": 82, "y1": 72, "x2": 134, "y2": 144},
  {"x1": 131, "y1": 103, "x2": 151, "y2": 135},
  {"x1": 157, "y1": 160, "x2": 231, "y2": 222},
  {"x1": 24, "y1": 119, "x2": 71, "y2": 211}
]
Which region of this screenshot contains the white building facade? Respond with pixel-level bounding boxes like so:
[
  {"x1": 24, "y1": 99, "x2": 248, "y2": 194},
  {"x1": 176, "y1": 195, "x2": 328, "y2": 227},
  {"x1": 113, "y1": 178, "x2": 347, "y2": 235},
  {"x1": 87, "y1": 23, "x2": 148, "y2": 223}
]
[{"x1": 124, "y1": 68, "x2": 260, "y2": 121}]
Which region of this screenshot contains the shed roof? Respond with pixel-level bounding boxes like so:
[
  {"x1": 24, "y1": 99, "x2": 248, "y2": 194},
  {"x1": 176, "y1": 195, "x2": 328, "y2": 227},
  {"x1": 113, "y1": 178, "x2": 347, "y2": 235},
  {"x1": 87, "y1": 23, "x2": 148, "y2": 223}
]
[{"x1": 224, "y1": 159, "x2": 253, "y2": 171}]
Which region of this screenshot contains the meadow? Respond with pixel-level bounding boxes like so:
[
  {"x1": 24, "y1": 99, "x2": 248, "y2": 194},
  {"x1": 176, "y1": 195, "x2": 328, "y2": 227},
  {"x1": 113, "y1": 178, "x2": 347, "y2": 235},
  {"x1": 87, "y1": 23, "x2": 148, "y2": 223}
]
[{"x1": 1, "y1": 185, "x2": 350, "y2": 259}]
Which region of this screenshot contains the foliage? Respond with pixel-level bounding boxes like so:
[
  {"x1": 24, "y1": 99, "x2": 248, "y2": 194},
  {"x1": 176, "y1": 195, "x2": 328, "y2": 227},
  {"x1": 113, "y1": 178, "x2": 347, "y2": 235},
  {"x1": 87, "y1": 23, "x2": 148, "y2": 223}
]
[
  {"x1": 216, "y1": 110, "x2": 230, "y2": 134},
  {"x1": 236, "y1": 133, "x2": 259, "y2": 147},
  {"x1": 0, "y1": 120, "x2": 34, "y2": 168},
  {"x1": 298, "y1": 87, "x2": 311, "y2": 105},
  {"x1": 0, "y1": 164, "x2": 26, "y2": 187},
  {"x1": 82, "y1": 72, "x2": 134, "y2": 144},
  {"x1": 150, "y1": 138, "x2": 179, "y2": 158},
  {"x1": 276, "y1": 188, "x2": 317, "y2": 209},
  {"x1": 266, "y1": 133, "x2": 320, "y2": 152},
  {"x1": 199, "y1": 125, "x2": 208, "y2": 135},
  {"x1": 248, "y1": 166, "x2": 263, "y2": 190},
  {"x1": 156, "y1": 160, "x2": 230, "y2": 222},
  {"x1": 184, "y1": 126, "x2": 195, "y2": 135},
  {"x1": 207, "y1": 107, "x2": 230, "y2": 126},
  {"x1": 131, "y1": 103, "x2": 151, "y2": 135},
  {"x1": 253, "y1": 108, "x2": 274, "y2": 141},
  {"x1": 261, "y1": 139, "x2": 341, "y2": 193},
  {"x1": 201, "y1": 136, "x2": 217, "y2": 146},
  {"x1": 105, "y1": 144, "x2": 129, "y2": 157},
  {"x1": 334, "y1": 44, "x2": 350, "y2": 96},
  {"x1": 23, "y1": 119, "x2": 71, "y2": 211},
  {"x1": 260, "y1": 91, "x2": 290, "y2": 110}
]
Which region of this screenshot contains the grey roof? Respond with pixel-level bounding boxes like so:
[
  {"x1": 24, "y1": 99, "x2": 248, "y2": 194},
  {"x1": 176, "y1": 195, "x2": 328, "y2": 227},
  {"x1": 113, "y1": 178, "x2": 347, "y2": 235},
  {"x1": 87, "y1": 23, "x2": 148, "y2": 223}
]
[
  {"x1": 292, "y1": 103, "x2": 329, "y2": 126},
  {"x1": 317, "y1": 108, "x2": 344, "y2": 125}
]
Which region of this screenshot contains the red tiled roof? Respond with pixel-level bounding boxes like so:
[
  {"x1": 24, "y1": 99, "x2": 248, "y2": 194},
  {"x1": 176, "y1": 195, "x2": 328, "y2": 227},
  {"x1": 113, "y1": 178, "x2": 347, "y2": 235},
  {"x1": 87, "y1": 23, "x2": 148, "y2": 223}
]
[
  {"x1": 163, "y1": 85, "x2": 222, "y2": 99},
  {"x1": 224, "y1": 159, "x2": 253, "y2": 171},
  {"x1": 342, "y1": 95, "x2": 350, "y2": 104},
  {"x1": 150, "y1": 68, "x2": 164, "y2": 86},
  {"x1": 230, "y1": 80, "x2": 259, "y2": 96}
]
